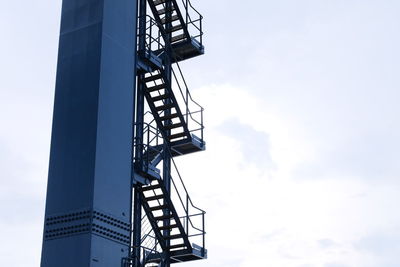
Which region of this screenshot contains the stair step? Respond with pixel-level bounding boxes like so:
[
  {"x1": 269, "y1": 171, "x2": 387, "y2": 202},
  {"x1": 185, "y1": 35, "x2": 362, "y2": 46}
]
[
  {"x1": 149, "y1": 204, "x2": 168, "y2": 211},
  {"x1": 166, "y1": 24, "x2": 183, "y2": 33},
  {"x1": 160, "y1": 113, "x2": 179, "y2": 121},
  {"x1": 158, "y1": 7, "x2": 175, "y2": 15},
  {"x1": 147, "y1": 84, "x2": 166, "y2": 92},
  {"x1": 142, "y1": 184, "x2": 161, "y2": 191},
  {"x1": 158, "y1": 224, "x2": 178, "y2": 231},
  {"x1": 161, "y1": 15, "x2": 179, "y2": 24},
  {"x1": 145, "y1": 195, "x2": 164, "y2": 201},
  {"x1": 143, "y1": 74, "x2": 163, "y2": 83},
  {"x1": 167, "y1": 244, "x2": 186, "y2": 250},
  {"x1": 167, "y1": 132, "x2": 187, "y2": 140},
  {"x1": 152, "y1": 94, "x2": 170, "y2": 102},
  {"x1": 163, "y1": 234, "x2": 183, "y2": 241},
  {"x1": 171, "y1": 34, "x2": 186, "y2": 43},
  {"x1": 154, "y1": 214, "x2": 173, "y2": 221},
  {"x1": 163, "y1": 123, "x2": 183, "y2": 130},
  {"x1": 153, "y1": 0, "x2": 166, "y2": 6},
  {"x1": 155, "y1": 103, "x2": 175, "y2": 111}
]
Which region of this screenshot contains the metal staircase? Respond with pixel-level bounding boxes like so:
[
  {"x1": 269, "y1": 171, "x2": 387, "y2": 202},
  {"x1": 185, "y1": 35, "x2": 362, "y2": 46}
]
[
  {"x1": 129, "y1": 0, "x2": 207, "y2": 266},
  {"x1": 144, "y1": 0, "x2": 204, "y2": 62},
  {"x1": 136, "y1": 141, "x2": 207, "y2": 265},
  {"x1": 141, "y1": 69, "x2": 190, "y2": 143},
  {"x1": 140, "y1": 179, "x2": 191, "y2": 252}
]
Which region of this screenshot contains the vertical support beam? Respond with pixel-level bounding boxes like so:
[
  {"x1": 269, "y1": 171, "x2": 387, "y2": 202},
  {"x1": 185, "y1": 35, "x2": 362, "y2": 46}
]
[
  {"x1": 132, "y1": 188, "x2": 143, "y2": 266},
  {"x1": 161, "y1": 1, "x2": 173, "y2": 266},
  {"x1": 41, "y1": 0, "x2": 138, "y2": 266},
  {"x1": 132, "y1": 0, "x2": 147, "y2": 266}
]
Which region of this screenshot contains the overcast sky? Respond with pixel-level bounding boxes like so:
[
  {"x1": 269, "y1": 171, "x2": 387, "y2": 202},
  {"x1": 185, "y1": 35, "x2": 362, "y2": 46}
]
[{"x1": 1, "y1": 0, "x2": 400, "y2": 266}]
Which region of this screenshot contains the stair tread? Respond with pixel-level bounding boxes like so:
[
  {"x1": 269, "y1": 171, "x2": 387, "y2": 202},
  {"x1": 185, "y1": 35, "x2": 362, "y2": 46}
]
[
  {"x1": 161, "y1": 15, "x2": 179, "y2": 24},
  {"x1": 158, "y1": 224, "x2": 178, "y2": 230},
  {"x1": 163, "y1": 234, "x2": 183, "y2": 240},
  {"x1": 160, "y1": 113, "x2": 179, "y2": 121},
  {"x1": 152, "y1": 93, "x2": 170, "y2": 102},
  {"x1": 149, "y1": 204, "x2": 169, "y2": 211},
  {"x1": 158, "y1": 7, "x2": 175, "y2": 15},
  {"x1": 145, "y1": 195, "x2": 164, "y2": 201},
  {"x1": 167, "y1": 132, "x2": 188, "y2": 140},
  {"x1": 142, "y1": 184, "x2": 161, "y2": 191},
  {"x1": 144, "y1": 74, "x2": 163, "y2": 82},
  {"x1": 163, "y1": 123, "x2": 183, "y2": 130},
  {"x1": 154, "y1": 214, "x2": 174, "y2": 220},
  {"x1": 167, "y1": 244, "x2": 186, "y2": 250},
  {"x1": 155, "y1": 103, "x2": 175, "y2": 111},
  {"x1": 153, "y1": 0, "x2": 166, "y2": 5},
  {"x1": 147, "y1": 84, "x2": 166, "y2": 92},
  {"x1": 166, "y1": 24, "x2": 183, "y2": 33},
  {"x1": 171, "y1": 33, "x2": 186, "y2": 43}
]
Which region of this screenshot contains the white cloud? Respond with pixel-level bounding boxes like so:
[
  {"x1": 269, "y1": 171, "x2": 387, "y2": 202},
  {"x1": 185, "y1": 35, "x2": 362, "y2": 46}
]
[{"x1": 176, "y1": 83, "x2": 400, "y2": 267}]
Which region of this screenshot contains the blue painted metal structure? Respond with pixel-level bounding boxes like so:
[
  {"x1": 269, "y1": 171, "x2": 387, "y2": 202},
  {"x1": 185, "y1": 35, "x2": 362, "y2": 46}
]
[{"x1": 41, "y1": 0, "x2": 206, "y2": 266}]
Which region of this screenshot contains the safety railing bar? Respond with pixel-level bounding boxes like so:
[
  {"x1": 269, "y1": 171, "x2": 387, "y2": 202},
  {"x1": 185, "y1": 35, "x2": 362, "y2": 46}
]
[
  {"x1": 171, "y1": 67, "x2": 203, "y2": 133},
  {"x1": 186, "y1": 0, "x2": 203, "y2": 18},
  {"x1": 135, "y1": 11, "x2": 208, "y2": 243},
  {"x1": 173, "y1": 61, "x2": 203, "y2": 110},
  {"x1": 178, "y1": 212, "x2": 204, "y2": 218},
  {"x1": 187, "y1": 110, "x2": 203, "y2": 115},
  {"x1": 170, "y1": 174, "x2": 189, "y2": 215},
  {"x1": 170, "y1": 156, "x2": 205, "y2": 213},
  {"x1": 187, "y1": 233, "x2": 205, "y2": 238},
  {"x1": 136, "y1": 130, "x2": 206, "y2": 247},
  {"x1": 179, "y1": 0, "x2": 202, "y2": 25},
  {"x1": 178, "y1": 215, "x2": 205, "y2": 234},
  {"x1": 156, "y1": 143, "x2": 204, "y2": 232},
  {"x1": 141, "y1": 230, "x2": 155, "y2": 243},
  {"x1": 139, "y1": 16, "x2": 204, "y2": 140},
  {"x1": 186, "y1": 21, "x2": 202, "y2": 32},
  {"x1": 168, "y1": 170, "x2": 205, "y2": 233},
  {"x1": 142, "y1": 15, "x2": 202, "y2": 108}
]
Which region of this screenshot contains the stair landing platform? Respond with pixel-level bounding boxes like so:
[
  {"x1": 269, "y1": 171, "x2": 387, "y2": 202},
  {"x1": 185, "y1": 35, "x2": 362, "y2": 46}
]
[
  {"x1": 147, "y1": 244, "x2": 207, "y2": 264},
  {"x1": 170, "y1": 134, "x2": 205, "y2": 156}
]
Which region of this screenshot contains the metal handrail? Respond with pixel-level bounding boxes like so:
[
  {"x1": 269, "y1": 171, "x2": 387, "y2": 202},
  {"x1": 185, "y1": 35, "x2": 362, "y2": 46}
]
[
  {"x1": 171, "y1": 61, "x2": 204, "y2": 140},
  {"x1": 125, "y1": 244, "x2": 164, "y2": 267},
  {"x1": 134, "y1": 122, "x2": 206, "y2": 249},
  {"x1": 134, "y1": 2, "x2": 206, "y2": 250},
  {"x1": 181, "y1": 0, "x2": 203, "y2": 44},
  {"x1": 137, "y1": 15, "x2": 205, "y2": 142}
]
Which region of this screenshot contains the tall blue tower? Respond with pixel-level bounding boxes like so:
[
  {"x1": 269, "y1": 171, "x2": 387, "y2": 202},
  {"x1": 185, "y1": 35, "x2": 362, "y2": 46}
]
[{"x1": 41, "y1": 0, "x2": 206, "y2": 266}]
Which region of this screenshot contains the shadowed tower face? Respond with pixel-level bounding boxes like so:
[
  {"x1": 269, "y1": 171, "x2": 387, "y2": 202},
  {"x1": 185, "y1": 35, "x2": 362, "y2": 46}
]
[{"x1": 41, "y1": 0, "x2": 138, "y2": 266}]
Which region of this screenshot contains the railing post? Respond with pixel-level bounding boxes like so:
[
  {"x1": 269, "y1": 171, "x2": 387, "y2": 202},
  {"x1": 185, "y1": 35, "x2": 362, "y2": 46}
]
[
  {"x1": 201, "y1": 109, "x2": 203, "y2": 141},
  {"x1": 202, "y1": 212, "x2": 205, "y2": 254},
  {"x1": 200, "y1": 17, "x2": 202, "y2": 45},
  {"x1": 186, "y1": 87, "x2": 189, "y2": 129},
  {"x1": 146, "y1": 125, "x2": 150, "y2": 169},
  {"x1": 186, "y1": 195, "x2": 189, "y2": 236},
  {"x1": 186, "y1": 0, "x2": 189, "y2": 25},
  {"x1": 149, "y1": 17, "x2": 152, "y2": 52}
]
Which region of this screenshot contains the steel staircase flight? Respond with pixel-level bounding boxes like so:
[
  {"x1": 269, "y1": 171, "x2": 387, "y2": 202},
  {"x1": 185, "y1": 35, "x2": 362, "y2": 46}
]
[
  {"x1": 138, "y1": 59, "x2": 205, "y2": 157},
  {"x1": 132, "y1": 121, "x2": 207, "y2": 265},
  {"x1": 131, "y1": 0, "x2": 206, "y2": 266},
  {"x1": 146, "y1": 0, "x2": 204, "y2": 61},
  {"x1": 141, "y1": 69, "x2": 191, "y2": 144},
  {"x1": 139, "y1": 179, "x2": 191, "y2": 252},
  {"x1": 147, "y1": 0, "x2": 190, "y2": 44},
  {"x1": 137, "y1": 166, "x2": 207, "y2": 265}
]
